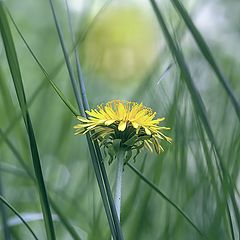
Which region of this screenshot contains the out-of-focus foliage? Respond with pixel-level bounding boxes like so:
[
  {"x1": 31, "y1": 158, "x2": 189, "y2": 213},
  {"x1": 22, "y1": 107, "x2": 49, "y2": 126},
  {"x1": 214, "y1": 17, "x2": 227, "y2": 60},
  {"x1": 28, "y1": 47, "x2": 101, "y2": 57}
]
[
  {"x1": 0, "y1": 0, "x2": 240, "y2": 239},
  {"x1": 82, "y1": 4, "x2": 160, "y2": 85}
]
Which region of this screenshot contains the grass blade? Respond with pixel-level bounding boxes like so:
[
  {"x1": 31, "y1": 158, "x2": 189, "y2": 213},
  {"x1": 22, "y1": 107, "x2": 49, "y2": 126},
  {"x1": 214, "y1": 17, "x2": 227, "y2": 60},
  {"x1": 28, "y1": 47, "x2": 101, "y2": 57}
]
[
  {"x1": 0, "y1": 3, "x2": 55, "y2": 239},
  {"x1": 127, "y1": 163, "x2": 206, "y2": 238},
  {"x1": 6, "y1": 8, "x2": 79, "y2": 117},
  {"x1": 64, "y1": 2, "x2": 124, "y2": 239},
  {"x1": 64, "y1": 0, "x2": 89, "y2": 111},
  {"x1": 48, "y1": 0, "x2": 84, "y2": 112},
  {"x1": 149, "y1": 1, "x2": 238, "y2": 238},
  {"x1": 2, "y1": 1, "x2": 111, "y2": 140},
  {"x1": 0, "y1": 195, "x2": 38, "y2": 240},
  {"x1": 0, "y1": 129, "x2": 82, "y2": 240},
  {"x1": 49, "y1": 79, "x2": 79, "y2": 116},
  {"x1": 194, "y1": 115, "x2": 235, "y2": 239},
  {"x1": 1, "y1": 4, "x2": 122, "y2": 239},
  {"x1": 48, "y1": 1, "x2": 123, "y2": 239},
  {"x1": 170, "y1": 0, "x2": 240, "y2": 121},
  {"x1": 47, "y1": 1, "x2": 119, "y2": 237},
  {"x1": 5, "y1": 8, "x2": 119, "y2": 239}
]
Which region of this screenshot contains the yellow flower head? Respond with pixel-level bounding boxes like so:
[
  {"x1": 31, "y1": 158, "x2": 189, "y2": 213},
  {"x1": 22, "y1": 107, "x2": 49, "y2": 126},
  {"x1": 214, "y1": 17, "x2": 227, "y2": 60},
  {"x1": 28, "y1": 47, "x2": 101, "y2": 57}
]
[{"x1": 74, "y1": 100, "x2": 171, "y2": 163}]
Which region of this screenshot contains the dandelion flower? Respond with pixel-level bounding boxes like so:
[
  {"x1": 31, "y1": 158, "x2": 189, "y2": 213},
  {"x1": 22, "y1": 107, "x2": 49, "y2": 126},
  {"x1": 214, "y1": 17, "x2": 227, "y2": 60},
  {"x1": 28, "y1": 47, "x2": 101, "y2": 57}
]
[{"x1": 74, "y1": 100, "x2": 171, "y2": 163}]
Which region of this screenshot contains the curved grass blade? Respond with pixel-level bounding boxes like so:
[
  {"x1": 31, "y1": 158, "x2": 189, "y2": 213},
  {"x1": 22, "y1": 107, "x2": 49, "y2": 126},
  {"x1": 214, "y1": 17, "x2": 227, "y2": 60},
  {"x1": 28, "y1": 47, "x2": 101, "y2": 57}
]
[
  {"x1": 47, "y1": 1, "x2": 118, "y2": 238},
  {"x1": 0, "y1": 195, "x2": 39, "y2": 240},
  {"x1": 194, "y1": 115, "x2": 235, "y2": 239},
  {"x1": 64, "y1": 2, "x2": 124, "y2": 239},
  {"x1": 5, "y1": 9, "x2": 118, "y2": 238},
  {"x1": 49, "y1": 79, "x2": 79, "y2": 116},
  {"x1": 149, "y1": 1, "x2": 239, "y2": 238},
  {"x1": 6, "y1": 9, "x2": 79, "y2": 118},
  {"x1": 48, "y1": 0, "x2": 84, "y2": 112},
  {"x1": 0, "y1": 11, "x2": 84, "y2": 239},
  {"x1": 48, "y1": 1, "x2": 123, "y2": 239},
  {"x1": 3, "y1": 1, "x2": 111, "y2": 140},
  {"x1": 170, "y1": 0, "x2": 240, "y2": 121},
  {"x1": 0, "y1": 130, "x2": 82, "y2": 240},
  {"x1": 0, "y1": 3, "x2": 56, "y2": 239},
  {"x1": 127, "y1": 163, "x2": 207, "y2": 239},
  {"x1": 64, "y1": 0, "x2": 89, "y2": 111}
]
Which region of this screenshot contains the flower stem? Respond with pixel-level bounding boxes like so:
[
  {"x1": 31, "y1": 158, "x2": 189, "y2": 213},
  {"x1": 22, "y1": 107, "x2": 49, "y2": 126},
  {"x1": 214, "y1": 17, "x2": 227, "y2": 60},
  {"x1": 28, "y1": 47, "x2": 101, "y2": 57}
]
[{"x1": 114, "y1": 149, "x2": 125, "y2": 221}]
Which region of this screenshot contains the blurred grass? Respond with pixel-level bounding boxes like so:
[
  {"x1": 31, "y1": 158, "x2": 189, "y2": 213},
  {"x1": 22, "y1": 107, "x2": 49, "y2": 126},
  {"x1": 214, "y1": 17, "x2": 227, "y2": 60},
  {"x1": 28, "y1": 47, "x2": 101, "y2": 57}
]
[
  {"x1": 0, "y1": 0, "x2": 240, "y2": 239},
  {"x1": 0, "y1": 2, "x2": 55, "y2": 239}
]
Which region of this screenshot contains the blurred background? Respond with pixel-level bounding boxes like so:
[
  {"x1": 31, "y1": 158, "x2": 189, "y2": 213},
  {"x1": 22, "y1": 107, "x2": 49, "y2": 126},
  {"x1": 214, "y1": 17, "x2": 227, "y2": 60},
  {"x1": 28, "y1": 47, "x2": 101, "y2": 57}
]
[{"x1": 0, "y1": 0, "x2": 240, "y2": 239}]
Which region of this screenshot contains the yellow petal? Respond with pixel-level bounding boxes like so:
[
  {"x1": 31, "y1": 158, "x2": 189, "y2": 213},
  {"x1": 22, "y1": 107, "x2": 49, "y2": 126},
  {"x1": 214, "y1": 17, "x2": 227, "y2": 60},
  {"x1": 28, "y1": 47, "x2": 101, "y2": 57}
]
[
  {"x1": 86, "y1": 110, "x2": 103, "y2": 119},
  {"x1": 105, "y1": 119, "x2": 115, "y2": 125},
  {"x1": 158, "y1": 127, "x2": 171, "y2": 130},
  {"x1": 105, "y1": 106, "x2": 116, "y2": 118},
  {"x1": 136, "y1": 126, "x2": 141, "y2": 134},
  {"x1": 144, "y1": 140, "x2": 153, "y2": 152},
  {"x1": 134, "y1": 109, "x2": 148, "y2": 121},
  {"x1": 77, "y1": 116, "x2": 90, "y2": 122},
  {"x1": 117, "y1": 102, "x2": 126, "y2": 119},
  {"x1": 118, "y1": 121, "x2": 127, "y2": 131},
  {"x1": 152, "y1": 117, "x2": 165, "y2": 124},
  {"x1": 131, "y1": 121, "x2": 139, "y2": 129},
  {"x1": 128, "y1": 105, "x2": 139, "y2": 119},
  {"x1": 144, "y1": 127, "x2": 151, "y2": 135}
]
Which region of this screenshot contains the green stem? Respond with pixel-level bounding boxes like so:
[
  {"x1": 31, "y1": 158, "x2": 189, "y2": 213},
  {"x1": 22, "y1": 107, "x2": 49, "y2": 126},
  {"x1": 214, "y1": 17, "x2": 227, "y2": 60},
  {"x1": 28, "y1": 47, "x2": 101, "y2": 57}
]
[{"x1": 114, "y1": 149, "x2": 125, "y2": 220}]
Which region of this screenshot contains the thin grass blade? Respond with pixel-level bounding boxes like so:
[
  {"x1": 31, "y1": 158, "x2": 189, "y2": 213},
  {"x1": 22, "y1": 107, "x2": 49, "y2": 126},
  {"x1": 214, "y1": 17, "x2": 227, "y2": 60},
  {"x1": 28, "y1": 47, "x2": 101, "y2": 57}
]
[
  {"x1": 0, "y1": 3, "x2": 56, "y2": 239},
  {"x1": 3, "y1": 2, "x2": 112, "y2": 139},
  {"x1": 47, "y1": 1, "x2": 123, "y2": 239},
  {"x1": 0, "y1": 129, "x2": 82, "y2": 240},
  {"x1": 0, "y1": 195, "x2": 38, "y2": 240},
  {"x1": 149, "y1": 1, "x2": 239, "y2": 238},
  {"x1": 6, "y1": 17, "x2": 117, "y2": 237},
  {"x1": 170, "y1": 0, "x2": 240, "y2": 120},
  {"x1": 64, "y1": 2, "x2": 124, "y2": 239},
  {"x1": 127, "y1": 163, "x2": 206, "y2": 238},
  {"x1": 194, "y1": 116, "x2": 235, "y2": 239}
]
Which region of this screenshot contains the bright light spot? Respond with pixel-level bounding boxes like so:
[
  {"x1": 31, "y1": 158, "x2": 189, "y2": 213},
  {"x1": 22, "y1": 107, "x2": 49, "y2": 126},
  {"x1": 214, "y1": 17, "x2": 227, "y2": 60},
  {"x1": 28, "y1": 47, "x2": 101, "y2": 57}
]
[{"x1": 67, "y1": 0, "x2": 85, "y2": 13}]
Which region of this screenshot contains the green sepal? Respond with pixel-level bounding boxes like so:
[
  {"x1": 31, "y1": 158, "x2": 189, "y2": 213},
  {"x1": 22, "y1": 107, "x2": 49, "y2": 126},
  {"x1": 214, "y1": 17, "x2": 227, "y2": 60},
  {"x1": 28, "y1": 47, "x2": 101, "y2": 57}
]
[
  {"x1": 132, "y1": 142, "x2": 144, "y2": 162},
  {"x1": 123, "y1": 135, "x2": 138, "y2": 146}
]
